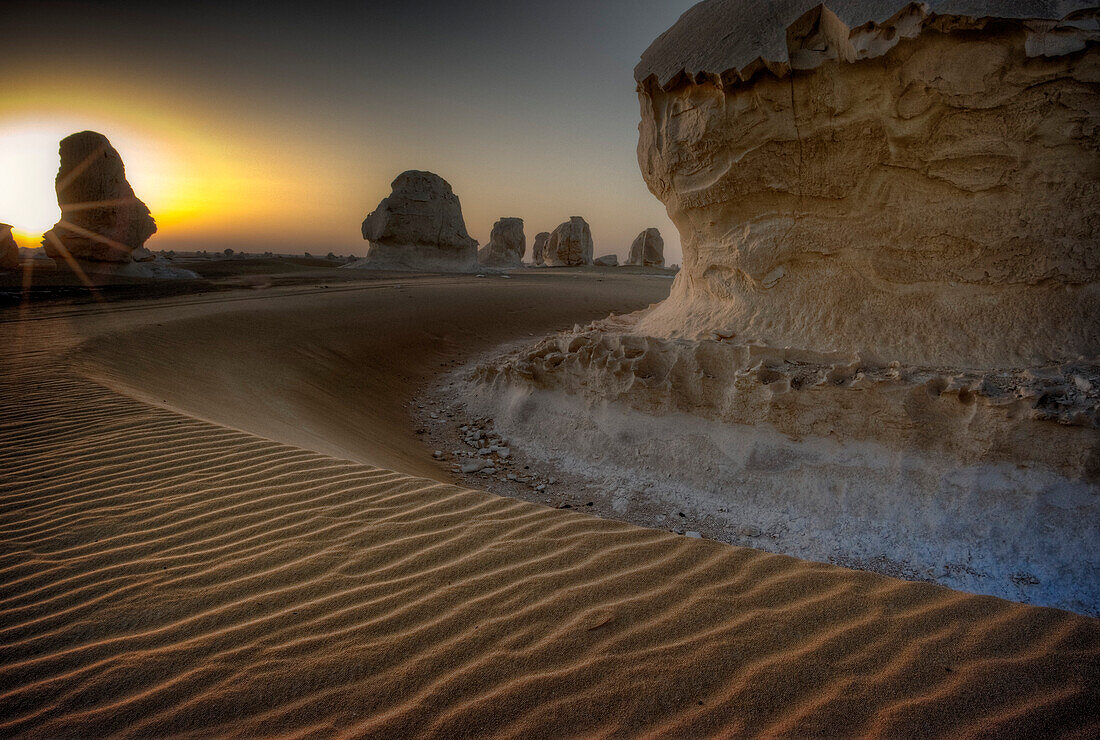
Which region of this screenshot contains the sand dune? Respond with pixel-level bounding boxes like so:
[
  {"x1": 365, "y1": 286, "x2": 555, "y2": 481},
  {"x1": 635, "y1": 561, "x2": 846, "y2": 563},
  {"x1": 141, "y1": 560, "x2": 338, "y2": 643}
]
[
  {"x1": 2, "y1": 276, "x2": 1098, "y2": 737},
  {"x1": 72, "y1": 272, "x2": 672, "y2": 481}
]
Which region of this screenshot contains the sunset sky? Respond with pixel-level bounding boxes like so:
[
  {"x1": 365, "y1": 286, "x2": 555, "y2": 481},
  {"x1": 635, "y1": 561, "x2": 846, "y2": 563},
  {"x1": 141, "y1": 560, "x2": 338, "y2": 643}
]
[{"x1": 1, "y1": 1, "x2": 696, "y2": 261}]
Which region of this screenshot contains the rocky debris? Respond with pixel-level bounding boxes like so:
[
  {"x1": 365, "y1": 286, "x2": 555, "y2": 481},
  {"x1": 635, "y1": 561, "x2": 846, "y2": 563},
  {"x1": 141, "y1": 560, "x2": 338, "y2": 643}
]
[
  {"x1": 478, "y1": 217, "x2": 525, "y2": 267},
  {"x1": 351, "y1": 170, "x2": 478, "y2": 272},
  {"x1": 544, "y1": 217, "x2": 593, "y2": 266},
  {"x1": 626, "y1": 228, "x2": 664, "y2": 266},
  {"x1": 41, "y1": 131, "x2": 157, "y2": 263},
  {"x1": 594, "y1": 254, "x2": 619, "y2": 267},
  {"x1": 531, "y1": 231, "x2": 550, "y2": 265},
  {"x1": 0, "y1": 224, "x2": 18, "y2": 270}
]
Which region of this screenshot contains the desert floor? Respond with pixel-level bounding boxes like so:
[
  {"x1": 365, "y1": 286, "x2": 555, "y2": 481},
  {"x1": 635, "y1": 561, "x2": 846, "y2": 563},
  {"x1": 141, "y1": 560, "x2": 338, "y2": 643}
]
[{"x1": 1, "y1": 267, "x2": 1097, "y2": 737}]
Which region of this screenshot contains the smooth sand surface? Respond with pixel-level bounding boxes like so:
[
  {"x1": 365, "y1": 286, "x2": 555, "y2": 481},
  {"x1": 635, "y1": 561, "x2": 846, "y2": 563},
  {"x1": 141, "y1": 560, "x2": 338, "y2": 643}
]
[
  {"x1": 69, "y1": 272, "x2": 672, "y2": 481},
  {"x1": 2, "y1": 274, "x2": 1098, "y2": 737}
]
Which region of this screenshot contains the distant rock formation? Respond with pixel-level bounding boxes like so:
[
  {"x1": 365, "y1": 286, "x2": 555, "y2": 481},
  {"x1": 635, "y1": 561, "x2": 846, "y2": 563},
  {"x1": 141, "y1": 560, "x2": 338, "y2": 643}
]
[
  {"x1": 18, "y1": 247, "x2": 53, "y2": 264},
  {"x1": 41, "y1": 131, "x2": 157, "y2": 263},
  {"x1": 544, "y1": 217, "x2": 593, "y2": 267},
  {"x1": 478, "y1": 217, "x2": 525, "y2": 267},
  {"x1": 466, "y1": 0, "x2": 1100, "y2": 613},
  {"x1": 594, "y1": 254, "x2": 619, "y2": 267},
  {"x1": 0, "y1": 224, "x2": 18, "y2": 270},
  {"x1": 351, "y1": 170, "x2": 478, "y2": 272},
  {"x1": 532, "y1": 232, "x2": 550, "y2": 266},
  {"x1": 626, "y1": 228, "x2": 664, "y2": 267}
]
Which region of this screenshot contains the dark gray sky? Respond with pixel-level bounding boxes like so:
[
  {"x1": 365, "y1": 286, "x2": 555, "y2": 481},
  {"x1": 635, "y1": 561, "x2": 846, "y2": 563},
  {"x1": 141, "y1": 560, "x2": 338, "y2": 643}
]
[{"x1": 1, "y1": 0, "x2": 697, "y2": 259}]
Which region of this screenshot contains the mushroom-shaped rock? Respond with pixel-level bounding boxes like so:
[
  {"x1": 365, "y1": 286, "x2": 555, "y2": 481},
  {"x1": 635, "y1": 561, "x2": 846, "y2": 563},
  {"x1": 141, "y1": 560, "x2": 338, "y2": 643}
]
[
  {"x1": 532, "y1": 232, "x2": 550, "y2": 266},
  {"x1": 478, "y1": 217, "x2": 526, "y2": 267},
  {"x1": 41, "y1": 131, "x2": 157, "y2": 263},
  {"x1": 634, "y1": 0, "x2": 1100, "y2": 368},
  {"x1": 353, "y1": 170, "x2": 478, "y2": 272},
  {"x1": 594, "y1": 254, "x2": 619, "y2": 267},
  {"x1": 0, "y1": 224, "x2": 18, "y2": 270},
  {"x1": 626, "y1": 228, "x2": 664, "y2": 267},
  {"x1": 544, "y1": 217, "x2": 594, "y2": 267}
]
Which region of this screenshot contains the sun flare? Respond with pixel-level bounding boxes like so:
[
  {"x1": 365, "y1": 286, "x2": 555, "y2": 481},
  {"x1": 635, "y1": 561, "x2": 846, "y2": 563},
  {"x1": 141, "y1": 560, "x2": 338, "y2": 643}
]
[{"x1": 0, "y1": 126, "x2": 63, "y2": 237}]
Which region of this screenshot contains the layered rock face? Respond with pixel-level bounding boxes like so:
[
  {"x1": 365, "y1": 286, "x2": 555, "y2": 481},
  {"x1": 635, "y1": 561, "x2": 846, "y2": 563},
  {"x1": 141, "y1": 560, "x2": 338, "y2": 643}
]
[
  {"x1": 0, "y1": 224, "x2": 18, "y2": 270},
  {"x1": 354, "y1": 170, "x2": 478, "y2": 271},
  {"x1": 464, "y1": 1, "x2": 1100, "y2": 612},
  {"x1": 634, "y1": 1, "x2": 1099, "y2": 368},
  {"x1": 627, "y1": 228, "x2": 664, "y2": 266},
  {"x1": 544, "y1": 217, "x2": 594, "y2": 266},
  {"x1": 532, "y1": 232, "x2": 550, "y2": 265},
  {"x1": 42, "y1": 131, "x2": 157, "y2": 263},
  {"x1": 478, "y1": 217, "x2": 526, "y2": 267}
]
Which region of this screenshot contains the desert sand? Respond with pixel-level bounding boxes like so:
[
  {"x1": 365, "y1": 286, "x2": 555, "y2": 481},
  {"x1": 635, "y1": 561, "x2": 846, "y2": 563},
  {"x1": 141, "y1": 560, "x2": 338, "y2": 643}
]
[{"x1": 1, "y1": 270, "x2": 1098, "y2": 737}]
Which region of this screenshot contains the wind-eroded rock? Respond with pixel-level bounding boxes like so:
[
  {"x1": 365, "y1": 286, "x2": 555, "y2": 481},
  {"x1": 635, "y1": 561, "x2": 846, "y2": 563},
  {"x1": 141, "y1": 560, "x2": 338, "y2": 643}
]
[
  {"x1": 634, "y1": 0, "x2": 1099, "y2": 369},
  {"x1": 0, "y1": 224, "x2": 18, "y2": 270},
  {"x1": 532, "y1": 232, "x2": 550, "y2": 266},
  {"x1": 466, "y1": 0, "x2": 1100, "y2": 612},
  {"x1": 41, "y1": 131, "x2": 157, "y2": 263},
  {"x1": 544, "y1": 217, "x2": 594, "y2": 267},
  {"x1": 354, "y1": 170, "x2": 478, "y2": 272},
  {"x1": 627, "y1": 228, "x2": 664, "y2": 267},
  {"x1": 594, "y1": 254, "x2": 619, "y2": 267},
  {"x1": 478, "y1": 217, "x2": 525, "y2": 267}
]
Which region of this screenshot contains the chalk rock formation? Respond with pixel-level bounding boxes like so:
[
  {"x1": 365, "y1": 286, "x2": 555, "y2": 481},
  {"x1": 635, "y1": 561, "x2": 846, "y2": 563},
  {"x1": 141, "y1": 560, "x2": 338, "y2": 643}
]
[
  {"x1": 478, "y1": 217, "x2": 526, "y2": 267},
  {"x1": 42, "y1": 131, "x2": 157, "y2": 263},
  {"x1": 634, "y1": 0, "x2": 1099, "y2": 368},
  {"x1": 594, "y1": 254, "x2": 619, "y2": 267},
  {"x1": 463, "y1": 1, "x2": 1100, "y2": 614},
  {"x1": 0, "y1": 224, "x2": 18, "y2": 270},
  {"x1": 352, "y1": 170, "x2": 478, "y2": 272},
  {"x1": 626, "y1": 228, "x2": 664, "y2": 267},
  {"x1": 532, "y1": 232, "x2": 550, "y2": 265},
  {"x1": 544, "y1": 217, "x2": 594, "y2": 266}
]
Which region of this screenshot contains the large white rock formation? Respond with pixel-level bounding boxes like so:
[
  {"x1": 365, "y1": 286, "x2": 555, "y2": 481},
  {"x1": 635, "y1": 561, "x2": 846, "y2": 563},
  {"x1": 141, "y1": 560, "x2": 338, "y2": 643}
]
[
  {"x1": 351, "y1": 170, "x2": 478, "y2": 272},
  {"x1": 37, "y1": 132, "x2": 197, "y2": 280},
  {"x1": 42, "y1": 131, "x2": 157, "y2": 264},
  {"x1": 478, "y1": 217, "x2": 526, "y2": 267},
  {"x1": 634, "y1": 0, "x2": 1099, "y2": 367},
  {"x1": 544, "y1": 217, "x2": 594, "y2": 266},
  {"x1": 464, "y1": 0, "x2": 1100, "y2": 614},
  {"x1": 626, "y1": 228, "x2": 664, "y2": 267}
]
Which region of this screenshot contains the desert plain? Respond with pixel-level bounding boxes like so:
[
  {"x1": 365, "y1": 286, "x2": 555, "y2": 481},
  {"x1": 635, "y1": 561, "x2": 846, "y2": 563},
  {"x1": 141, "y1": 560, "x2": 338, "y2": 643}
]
[{"x1": 0, "y1": 260, "x2": 1096, "y2": 737}]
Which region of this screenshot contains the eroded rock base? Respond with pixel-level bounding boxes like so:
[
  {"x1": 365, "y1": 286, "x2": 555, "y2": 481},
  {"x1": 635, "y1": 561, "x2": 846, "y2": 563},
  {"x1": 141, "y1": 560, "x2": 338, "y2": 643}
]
[{"x1": 454, "y1": 317, "x2": 1099, "y2": 615}]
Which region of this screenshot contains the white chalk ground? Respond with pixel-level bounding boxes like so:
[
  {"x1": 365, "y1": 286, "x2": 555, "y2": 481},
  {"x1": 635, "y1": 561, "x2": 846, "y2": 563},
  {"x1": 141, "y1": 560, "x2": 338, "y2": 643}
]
[{"x1": 418, "y1": 341, "x2": 1099, "y2": 617}]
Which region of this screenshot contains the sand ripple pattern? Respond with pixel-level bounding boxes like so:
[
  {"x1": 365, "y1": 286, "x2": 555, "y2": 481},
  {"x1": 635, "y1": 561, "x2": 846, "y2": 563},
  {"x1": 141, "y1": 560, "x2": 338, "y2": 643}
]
[{"x1": 1, "y1": 328, "x2": 1098, "y2": 737}]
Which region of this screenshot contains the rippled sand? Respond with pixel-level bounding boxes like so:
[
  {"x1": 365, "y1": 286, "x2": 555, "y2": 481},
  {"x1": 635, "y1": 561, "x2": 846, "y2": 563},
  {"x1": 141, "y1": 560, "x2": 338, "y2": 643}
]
[{"x1": 2, "y1": 274, "x2": 1097, "y2": 737}]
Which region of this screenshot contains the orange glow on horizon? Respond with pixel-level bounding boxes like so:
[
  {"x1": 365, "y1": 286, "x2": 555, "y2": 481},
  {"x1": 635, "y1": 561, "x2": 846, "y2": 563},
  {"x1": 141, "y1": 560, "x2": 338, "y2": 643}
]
[{"x1": 1, "y1": 74, "x2": 368, "y2": 253}]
